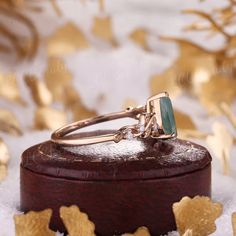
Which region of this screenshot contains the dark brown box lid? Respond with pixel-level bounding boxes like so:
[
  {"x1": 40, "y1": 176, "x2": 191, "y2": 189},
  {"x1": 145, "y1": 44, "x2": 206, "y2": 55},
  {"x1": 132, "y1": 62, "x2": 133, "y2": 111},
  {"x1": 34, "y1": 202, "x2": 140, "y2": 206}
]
[{"x1": 21, "y1": 131, "x2": 212, "y2": 181}]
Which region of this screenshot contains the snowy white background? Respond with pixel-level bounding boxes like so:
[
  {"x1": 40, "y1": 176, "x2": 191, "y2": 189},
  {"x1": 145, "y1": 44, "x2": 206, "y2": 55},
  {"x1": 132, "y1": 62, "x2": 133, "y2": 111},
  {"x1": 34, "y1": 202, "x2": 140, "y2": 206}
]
[{"x1": 0, "y1": 0, "x2": 236, "y2": 235}]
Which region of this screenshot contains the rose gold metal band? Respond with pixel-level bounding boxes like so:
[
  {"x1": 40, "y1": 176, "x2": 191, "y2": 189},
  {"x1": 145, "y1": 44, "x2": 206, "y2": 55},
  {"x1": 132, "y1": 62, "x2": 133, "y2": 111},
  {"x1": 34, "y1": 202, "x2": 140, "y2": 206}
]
[{"x1": 51, "y1": 92, "x2": 177, "y2": 146}]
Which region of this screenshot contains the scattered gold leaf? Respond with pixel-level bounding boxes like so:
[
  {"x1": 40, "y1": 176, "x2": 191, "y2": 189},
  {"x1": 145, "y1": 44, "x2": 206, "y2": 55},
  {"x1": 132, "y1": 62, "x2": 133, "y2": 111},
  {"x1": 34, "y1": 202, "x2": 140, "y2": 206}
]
[
  {"x1": 160, "y1": 36, "x2": 216, "y2": 94},
  {"x1": 0, "y1": 165, "x2": 7, "y2": 182},
  {"x1": 98, "y1": 0, "x2": 104, "y2": 12},
  {"x1": 199, "y1": 75, "x2": 236, "y2": 114},
  {"x1": 183, "y1": 229, "x2": 193, "y2": 236},
  {"x1": 0, "y1": 108, "x2": 22, "y2": 135},
  {"x1": 92, "y1": 16, "x2": 117, "y2": 46},
  {"x1": 0, "y1": 138, "x2": 10, "y2": 165},
  {"x1": 206, "y1": 121, "x2": 233, "y2": 175},
  {"x1": 0, "y1": 73, "x2": 24, "y2": 104},
  {"x1": 129, "y1": 28, "x2": 149, "y2": 50},
  {"x1": 174, "y1": 110, "x2": 196, "y2": 130},
  {"x1": 122, "y1": 226, "x2": 151, "y2": 236},
  {"x1": 49, "y1": 0, "x2": 62, "y2": 16},
  {"x1": 178, "y1": 129, "x2": 207, "y2": 140},
  {"x1": 44, "y1": 58, "x2": 73, "y2": 102},
  {"x1": 34, "y1": 107, "x2": 67, "y2": 130},
  {"x1": 232, "y1": 212, "x2": 236, "y2": 236},
  {"x1": 24, "y1": 75, "x2": 53, "y2": 107},
  {"x1": 47, "y1": 22, "x2": 89, "y2": 56},
  {"x1": 150, "y1": 72, "x2": 182, "y2": 99},
  {"x1": 14, "y1": 209, "x2": 55, "y2": 236},
  {"x1": 122, "y1": 98, "x2": 138, "y2": 110},
  {"x1": 173, "y1": 196, "x2": 222, "y2": 236},
  {"x1": 71, "y1": 101, "x2": 97, "y2": 121},
  {"x1": 220, "y1": 102, "x2": 236, "y2": 130},
  {"x1": 60, "y1": 205, "x2": 95, "y2": 236}
]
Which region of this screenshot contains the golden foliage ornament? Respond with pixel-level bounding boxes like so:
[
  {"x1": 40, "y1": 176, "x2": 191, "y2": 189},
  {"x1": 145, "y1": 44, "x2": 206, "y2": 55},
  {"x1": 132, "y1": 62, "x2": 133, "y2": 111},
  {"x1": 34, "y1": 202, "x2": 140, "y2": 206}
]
[
  {"x1": 34, "y1": 107, "x2": 67, "y2": 131},
  {"x1": 122, "y1": 226, "x2": 151, "y2": 236},
  {"x1": 173, "y1": 196, "x2": 222, "y2": 236},
  {"x1": 232, "y1": 212, "x2": 236, "y2": 236},
  {"x1": 24, "y1": 75, "x2": 53, "y2": 107},
  {"x1": 92, "y1": 15, "x2": 117, "y2": 46},
  {"x1": 47, "y1": 22, "x2": 90, "y2": 56},
  {"x1": 0, "y1": 73, "x2": 24, "y2": 104},
  {"x1": 0, "y1": 108, "x2": 22, "y2": 135},
  {"x1": 129, "y1": 28, "x2": 149, "y2": 51},
  {"x1": 60, "y1": 205, "x2": 96, "y2": 236},
  {"x1": 206, "y1": 121, "x2": 234, "y2": 175},
  {"x1": 14, "y1": 209, "x2": 55, "y2": 236},
  {"x1": 0, "y1": 164, "x2": 7, "y2": 182}
]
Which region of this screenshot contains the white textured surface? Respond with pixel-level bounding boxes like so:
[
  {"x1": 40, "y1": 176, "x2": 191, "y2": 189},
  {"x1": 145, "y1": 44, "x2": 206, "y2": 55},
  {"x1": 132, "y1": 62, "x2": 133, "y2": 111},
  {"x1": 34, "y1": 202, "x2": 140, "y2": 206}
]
[{"x1": 0, "y1": 0, "x2": 236, "y2": 235}]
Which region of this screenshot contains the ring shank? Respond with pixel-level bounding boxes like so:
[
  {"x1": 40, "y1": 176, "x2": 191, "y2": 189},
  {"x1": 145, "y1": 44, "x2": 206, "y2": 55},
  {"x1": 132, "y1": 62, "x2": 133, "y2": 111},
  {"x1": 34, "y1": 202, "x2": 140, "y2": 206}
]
[{"x1": 51, "y1": 106, "x2": 145, "y2": 146}]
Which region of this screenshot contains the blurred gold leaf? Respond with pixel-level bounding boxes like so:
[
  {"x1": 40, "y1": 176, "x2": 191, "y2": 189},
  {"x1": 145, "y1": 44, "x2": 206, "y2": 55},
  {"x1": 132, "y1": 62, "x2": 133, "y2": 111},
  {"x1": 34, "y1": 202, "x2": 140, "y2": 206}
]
[
  {"x1": 150, "y1": 72, "x2": 182, "y2": 99},
  {"x1": 34, "y1": 107, "x2": 67, "y2": 130},
  {"x1": 220, "y1": 102, "x2": 236, "y2": 130},
  {"x1": 232, "y1": 212, "x2": 236, "y2": 236},
  {"x1": 0, "y1": 165, "x2": 7, "y2": 182},
  {"x1": 92, "y1": 16, "x2": 116, "y2": 46},
  {"x1": 175, "y1": 110, "x2": 196, "y2": 130},
  {"x1": 14, "y1": 209, "x2": 55, "y2": 236},
  {"x1": 122, "y1": 227, "x2": 151, "y2": 236},
  {"x1": 129, "y1": 28, "x2": 149, "y2": 50},
  {"x1": 0, "y1": 138, "x2": 10, "y2": 165},
  {"x1": 199, "y1": 75, "x2": 236, "y2": 114},
  {"x1": 156, "y1": 36, "x2": 216, "y2": 95},
  {"x1": 0, "y1": 108, "x2": 22, "y2": 135},
  {"x1": 71, "y1": 100, "x2": 97, "y2": 121},
  {"x1": 183, "y1": 229, "x2": 193, "y2": 236},
  {"x1": 122, "y1": 98, "x2": 138, "y2": 110},
  {"x1": 206, "y1": 121, "x2": 233, "y2": 175},
  {"x1": 0, "y1": 73, "x2": 24, "y2": 104},
  {"x1": 44, "y1": 58, "x2": 72, "y2": 102},
  {"x1": 173, "y1": 196, "x2": 222, "y2": 236},
  {"x1": 47, "y1": 22, "x2": 89, "y2": 56},
  {"x1": 60, "y1": 205, "x2": 95, "y2": 236},
  {"x1": 24, "y1": 75, "x2": 53, "y2": 107}
]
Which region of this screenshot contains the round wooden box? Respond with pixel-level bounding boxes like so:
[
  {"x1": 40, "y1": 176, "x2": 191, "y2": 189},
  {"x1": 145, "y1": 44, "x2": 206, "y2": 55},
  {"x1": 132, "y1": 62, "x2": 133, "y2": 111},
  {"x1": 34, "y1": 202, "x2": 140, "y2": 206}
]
[{"x1": 20, "y1": 131, "x2": 211, "y2": 236}]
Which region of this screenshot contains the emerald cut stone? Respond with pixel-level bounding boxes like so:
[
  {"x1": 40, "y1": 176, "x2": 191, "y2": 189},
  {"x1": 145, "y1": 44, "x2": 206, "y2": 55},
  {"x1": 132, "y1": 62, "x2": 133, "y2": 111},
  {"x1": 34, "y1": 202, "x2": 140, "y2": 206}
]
[{"x1": 160, "y1": 97, "x2": 177, "y2": 136}]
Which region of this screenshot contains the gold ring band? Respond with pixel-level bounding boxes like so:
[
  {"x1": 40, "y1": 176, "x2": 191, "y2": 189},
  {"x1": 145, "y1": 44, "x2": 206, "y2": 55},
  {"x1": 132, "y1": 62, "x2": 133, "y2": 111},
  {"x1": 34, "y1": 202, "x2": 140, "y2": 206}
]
[{"x1": 51, "y1": 92, "x2": 177, "y2": 146}]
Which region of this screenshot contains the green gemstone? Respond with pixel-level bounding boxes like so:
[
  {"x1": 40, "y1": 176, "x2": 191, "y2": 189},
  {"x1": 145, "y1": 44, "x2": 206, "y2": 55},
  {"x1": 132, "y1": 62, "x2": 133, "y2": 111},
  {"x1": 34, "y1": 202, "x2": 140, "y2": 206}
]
[{"x1": 160, "y1": 97, "x2": 177, "y2": 136}]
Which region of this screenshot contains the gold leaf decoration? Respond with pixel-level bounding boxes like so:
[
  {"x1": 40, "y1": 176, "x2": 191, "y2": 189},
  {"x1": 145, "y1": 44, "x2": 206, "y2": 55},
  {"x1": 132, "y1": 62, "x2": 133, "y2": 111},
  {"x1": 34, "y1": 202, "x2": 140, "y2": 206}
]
[
  {"x1": 122, "y1": 98, "x2": 138, "y2": 110},
  {"x1": 199, "y1": 75, "x2": 236, "y2": 114},
  {"x1": 173, "y1": 196, "x2": 222, "y2": 236},
  {"x1": 24, "y1": 75, "x2": 53, "y2": 107},
  {"x1": 159, "y1": 36, "x2": 216, "y2": 94},
  {"x1": 206, "y1": 122, "x2": 233, "y2": 175},
  {"x1": 150, "y1": 73, "x2": 182, "y2": 99},
  {"x1": 183, "y1": 229, "x2": 193, "y2": 236},
  {"x1": 0, "y1": 164, "x2": 7, "y2": 182},
  {"x1": 0, "y1": 138, "x2": 10, "y2": 165},
  {"x1": 47, "y1": 22, "x2": 89, "y2": 56},
  {"x1": 129, "y1": 28, "x2": 149, "y2": 50},
  {"x1": 34, "y1": 107, "x2": 67, "y2": 130},
  {"x1": 232, "y1": 212, "x2": 236, "y2": 236},
  {"x1": 174, "y1": 109, "x2": 196, "y2": 130},
  {"x1": 122, "y1": 226, "x2": 151, "y2": 236},
  {"x1": 0, "y1": 73, "x2": 24, "y2": 104},
  {"x1": 60, "y1": 205, "x2": 96, "y2": 236},
  {"x1": 220, "y1": 102, "x2": 236, "y2": 130},
  {"x1": 0, "y1": 3, "x2": 39, "y2": 59},
  {"x1": 0, "y1": 108, "x2": 22, "y2": 135},
  {"x1": 14, "y1": 209, "x2": 55, "y2": 236},
  {"x1": 92, "y1": 16, "x2": 116, "y2": 46},
  {"x1": 44, "y1": 58, "x2": 73, "y2": 102}
]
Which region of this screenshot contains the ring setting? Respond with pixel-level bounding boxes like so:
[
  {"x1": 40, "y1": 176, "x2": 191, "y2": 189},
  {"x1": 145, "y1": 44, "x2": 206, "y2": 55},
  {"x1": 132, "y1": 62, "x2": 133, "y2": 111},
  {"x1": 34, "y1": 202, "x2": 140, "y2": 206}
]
[{"x1": 51, "y1": 92, "x2": 177, "y2": 146}]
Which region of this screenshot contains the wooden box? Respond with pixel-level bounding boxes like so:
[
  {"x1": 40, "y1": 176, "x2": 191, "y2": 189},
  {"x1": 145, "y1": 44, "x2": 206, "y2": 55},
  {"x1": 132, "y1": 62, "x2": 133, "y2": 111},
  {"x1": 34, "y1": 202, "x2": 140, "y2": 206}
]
[{"x1": 20, "y1": 131, "x2": 211, "y2": 236}]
